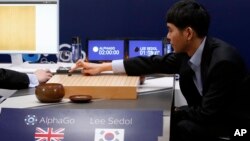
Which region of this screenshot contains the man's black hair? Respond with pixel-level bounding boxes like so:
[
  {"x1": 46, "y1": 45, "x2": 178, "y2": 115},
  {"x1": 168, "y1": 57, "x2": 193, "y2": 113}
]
[{"x1": 166, "y1": 0, "x2": 210, "y2": 38}]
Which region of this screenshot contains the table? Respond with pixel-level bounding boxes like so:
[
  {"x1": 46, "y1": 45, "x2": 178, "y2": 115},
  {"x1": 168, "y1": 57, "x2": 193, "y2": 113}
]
[{"x1": 1, "y1": 77, "x2": 175, "y2": 141}]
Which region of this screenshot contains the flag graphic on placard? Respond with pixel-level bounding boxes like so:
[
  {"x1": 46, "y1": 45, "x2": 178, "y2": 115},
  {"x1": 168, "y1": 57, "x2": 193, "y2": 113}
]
[
  {"x1": 95, "y1": 128, "x2": 125, "y2": 141},
  {"x1": 34, "y1": 127, "x2": 65, "y2": 141}
]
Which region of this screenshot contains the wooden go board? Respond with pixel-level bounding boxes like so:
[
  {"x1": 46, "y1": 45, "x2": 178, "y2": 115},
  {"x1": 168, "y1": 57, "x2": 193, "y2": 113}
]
[{"x1": 47, "y1": 74, "x2": 140, "y2": 99}]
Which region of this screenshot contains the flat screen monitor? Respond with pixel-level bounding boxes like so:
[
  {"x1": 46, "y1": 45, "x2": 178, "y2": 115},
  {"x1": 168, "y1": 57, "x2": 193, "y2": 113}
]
[
  {"x1": 128, "y1": 39, "x2": 163, "y2": 58},
  {"x1": 87, "y1": 39, "x2": 125, "y2": 62},
  {"x1": 0, "y1": 0, "x2": 59, "y2": 65}
]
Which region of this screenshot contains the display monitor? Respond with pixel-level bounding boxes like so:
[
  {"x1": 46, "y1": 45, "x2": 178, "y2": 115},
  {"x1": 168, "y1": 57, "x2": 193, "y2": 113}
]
[
  {"x1": 0, "y1": 0, "x2": 59, "y2": 65},
  {"x1": 128, "y1": 39, "x2": 164, "y2": 58},
  {"x1": 87, "y1": 39, "x2": 125, "y2": 62}
]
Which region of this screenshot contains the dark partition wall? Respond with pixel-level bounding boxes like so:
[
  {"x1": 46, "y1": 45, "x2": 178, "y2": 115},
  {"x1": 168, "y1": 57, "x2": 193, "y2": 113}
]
[
  {"x1": 59, "y1": 0, "x2": 169, "y2": 43},
  {"x1": 199, "y1": 0, "x2": 250, "y2": 69},
  {"x1": 60, "y1": 0, "x2": 250, "y2": 68}
]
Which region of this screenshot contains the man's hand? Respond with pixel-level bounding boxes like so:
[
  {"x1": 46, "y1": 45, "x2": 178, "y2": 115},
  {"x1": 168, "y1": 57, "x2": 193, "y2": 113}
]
[
  {"x1": 34, "y1": 69, "x2": 53, "y2": 83},
  {"x1": 69, "y1": 60, "x2": 112, "y2": 75}
]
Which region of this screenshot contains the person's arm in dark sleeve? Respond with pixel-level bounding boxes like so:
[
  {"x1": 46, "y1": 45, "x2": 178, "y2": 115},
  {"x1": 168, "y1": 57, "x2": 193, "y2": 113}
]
[
  {"x1": 124, "y1": 53, "x2": 183, "y2": 76},
  {"x1": 0, "y1": 68, "x2": 29, "y2": 89}
]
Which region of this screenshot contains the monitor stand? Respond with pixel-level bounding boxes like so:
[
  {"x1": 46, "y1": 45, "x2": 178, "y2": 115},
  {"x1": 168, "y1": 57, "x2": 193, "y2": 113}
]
[{"x1": 10, "y1": 54, "x2": 24, "y2": 66}]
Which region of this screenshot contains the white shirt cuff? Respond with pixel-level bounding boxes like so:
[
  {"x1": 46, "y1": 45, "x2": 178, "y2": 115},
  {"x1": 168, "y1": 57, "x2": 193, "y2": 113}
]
[
  {"x1": 112, "y1": 60, "x2": 126, "y2": 73},
  {"x1": 27, "y1": 74, "x2": 39, "y2": 87}
]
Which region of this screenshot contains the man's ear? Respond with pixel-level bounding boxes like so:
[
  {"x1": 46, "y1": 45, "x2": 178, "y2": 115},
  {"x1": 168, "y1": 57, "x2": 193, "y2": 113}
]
[{"x1": 184, "y1": 27, "x2": 194, "y2": 41}]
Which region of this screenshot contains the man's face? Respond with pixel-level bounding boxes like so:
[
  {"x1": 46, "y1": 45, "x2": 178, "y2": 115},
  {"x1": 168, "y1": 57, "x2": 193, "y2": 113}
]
[{"x1": 166, "y1": 23, "x2": 188, "y2": 53}]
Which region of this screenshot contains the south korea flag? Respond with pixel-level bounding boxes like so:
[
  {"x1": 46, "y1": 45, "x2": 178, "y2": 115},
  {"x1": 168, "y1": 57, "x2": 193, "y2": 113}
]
[{"x1": 95, "y1": 128, "x2": 125, "y2": 141}]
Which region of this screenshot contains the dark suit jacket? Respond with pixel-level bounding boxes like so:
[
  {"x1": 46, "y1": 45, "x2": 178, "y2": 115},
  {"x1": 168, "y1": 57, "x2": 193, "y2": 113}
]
[
  {"x1": 0, "y1": 68, "x2": 29, "y2": 89},
  {"x1": 124, "y1": 37, "x2": 249, "y2": 125}
]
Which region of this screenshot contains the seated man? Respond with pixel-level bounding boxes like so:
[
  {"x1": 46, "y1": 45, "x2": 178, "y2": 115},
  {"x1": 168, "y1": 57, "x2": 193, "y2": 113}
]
[{"x1": 70, "y1": 0, "x2": 250, "y2": 140}]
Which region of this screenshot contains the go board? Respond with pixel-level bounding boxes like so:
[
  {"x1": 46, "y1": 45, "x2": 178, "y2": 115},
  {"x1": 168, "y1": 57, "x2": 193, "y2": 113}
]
[{"x1": 47, "y1": 74, "x2": 140, "y2": 99}]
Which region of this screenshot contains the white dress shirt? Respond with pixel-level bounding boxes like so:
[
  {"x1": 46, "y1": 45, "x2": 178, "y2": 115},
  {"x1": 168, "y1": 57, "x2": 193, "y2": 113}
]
[
  {"x1": 112, "y1": 59, "x2": 126, "y2": 73},
  {"x1": 27, "y1": 74, "x2": 39, "y2": 87},
  {"x1": 188, "y1": 37, "x2": 206, "y2": 95}
]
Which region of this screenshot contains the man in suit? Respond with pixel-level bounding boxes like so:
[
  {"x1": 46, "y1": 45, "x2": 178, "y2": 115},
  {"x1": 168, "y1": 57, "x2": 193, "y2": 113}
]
[
  {"x1": 0, "y1": 68, "x2": 52, "y2": 89},
  {"x1": 70, "y1": 0, "x2": 249, "y2": 140}
]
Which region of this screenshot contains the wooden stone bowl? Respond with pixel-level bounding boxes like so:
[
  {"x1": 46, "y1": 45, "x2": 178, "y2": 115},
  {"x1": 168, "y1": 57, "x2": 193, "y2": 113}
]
[{"x1": 35, "y1": 83, "x2": 65, "y2": 103}]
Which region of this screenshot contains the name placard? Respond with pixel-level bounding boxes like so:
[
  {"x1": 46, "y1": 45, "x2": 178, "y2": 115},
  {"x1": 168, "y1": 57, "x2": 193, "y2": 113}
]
[{"x1": 0, "y1": 108, "x2": 163, "y2": 141}]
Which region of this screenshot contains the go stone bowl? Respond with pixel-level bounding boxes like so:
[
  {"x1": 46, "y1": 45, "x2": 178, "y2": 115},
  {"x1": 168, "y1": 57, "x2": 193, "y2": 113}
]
[{"x1": 35, "y1": 83, "x2": 65, "y2": 103}]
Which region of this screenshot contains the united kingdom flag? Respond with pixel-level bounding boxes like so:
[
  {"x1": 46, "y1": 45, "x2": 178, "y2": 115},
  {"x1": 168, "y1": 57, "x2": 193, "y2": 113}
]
[{"x1": 34, "y1": 127, "x2": 65, "y2": 141}]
